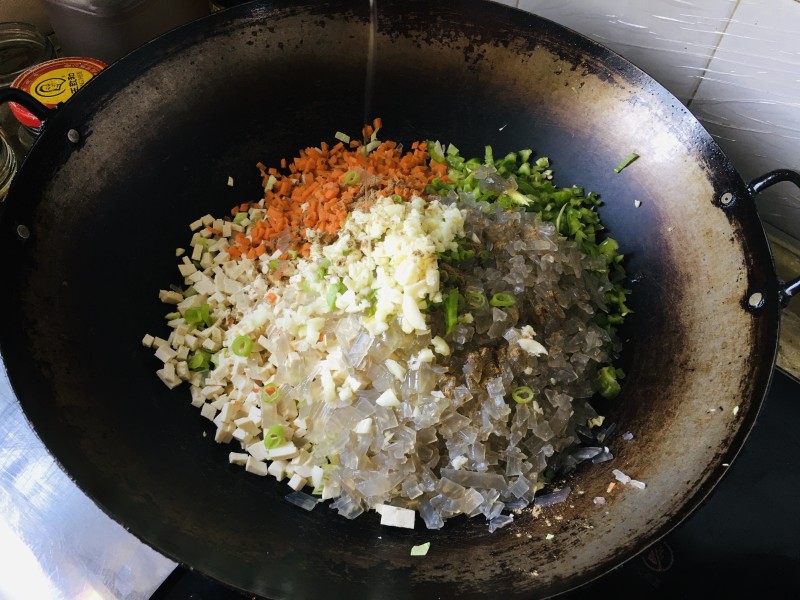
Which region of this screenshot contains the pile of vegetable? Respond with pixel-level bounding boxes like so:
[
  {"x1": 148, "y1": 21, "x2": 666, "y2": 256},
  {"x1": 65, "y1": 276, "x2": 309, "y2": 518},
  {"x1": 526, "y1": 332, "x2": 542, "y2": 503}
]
[{"x1": 144, "y1": 124, "x2": 630, "y2": 531}]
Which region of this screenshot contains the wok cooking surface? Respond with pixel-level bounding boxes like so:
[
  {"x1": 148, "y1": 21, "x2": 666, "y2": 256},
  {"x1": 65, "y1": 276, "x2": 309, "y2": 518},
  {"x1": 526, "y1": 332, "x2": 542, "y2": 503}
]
[
  {"x1": 0, "y1": 0, "x2": 786, "y2": 597},
  {"x1": 151, "y1": 370, "x2": 800, "y2": 599}
]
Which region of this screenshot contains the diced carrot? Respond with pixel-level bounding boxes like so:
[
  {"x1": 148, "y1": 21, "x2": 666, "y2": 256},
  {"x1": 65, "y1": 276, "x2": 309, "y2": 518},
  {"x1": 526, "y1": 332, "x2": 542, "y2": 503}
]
[{"x1": 225, "y1": 119, "x2": 445, "y2": 260}]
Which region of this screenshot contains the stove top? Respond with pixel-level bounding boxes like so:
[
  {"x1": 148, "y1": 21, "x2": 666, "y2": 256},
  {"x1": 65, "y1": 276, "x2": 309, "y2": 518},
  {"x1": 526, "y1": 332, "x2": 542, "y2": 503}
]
[{"x1": 152, "y1": 370, "x2": 800, "y2": 600}]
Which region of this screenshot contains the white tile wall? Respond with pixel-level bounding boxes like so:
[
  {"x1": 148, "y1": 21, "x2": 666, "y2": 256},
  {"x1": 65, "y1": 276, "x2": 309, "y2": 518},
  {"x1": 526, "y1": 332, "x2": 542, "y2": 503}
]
[{"x1": 513, "y1": 0, "x2": 800, "y2": 244}]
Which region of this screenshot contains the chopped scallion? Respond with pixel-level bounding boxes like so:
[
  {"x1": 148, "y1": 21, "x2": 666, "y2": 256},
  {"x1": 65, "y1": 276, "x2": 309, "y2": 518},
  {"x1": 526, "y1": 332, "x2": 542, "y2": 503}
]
[
  {"x1": 231, "y1": 335, "x2": 253, "y2": 357},
  {"x1": 199, "y1": 304, "x2": 213, "y2": 327},
  {"x1": 614, "y1": 152, "x2": 639, "y2": 173},
  {"x1": 262, "y1": 384, "x2": 279, "y2": 404},
  {"x1": 597, "y1": 366, "x2": 622, "y2": 399},
  {"x1": 445, "y1": 288, "x2": 459, "y2": 334},
  {"x1": 184, "y1": 307, "x2": 202, "y2": 325},
  {"x1": 327, "y1": 282, "x2": 346, "y2": 311},
  {"x1": 343, "y1": 170, "x2": 361, "y2": 186},
  {"x1": 410, "y1": 542, "x2": 431, "y2": 556},
  {"x1": 511, "y1": 386, "x2": 534, "y2": 404},
  {"x1": 263, "y1": 425, "x2": 285, "y2": 449},
  {"x1": 465, "y1": 291, "x2": 487, "y2": 309},
  {"x1": 489, "y1": 292, "x2": 516, "y2": 307},
  {"x1": 187, "y1": 350, "x2": 211, "y2": 371}
]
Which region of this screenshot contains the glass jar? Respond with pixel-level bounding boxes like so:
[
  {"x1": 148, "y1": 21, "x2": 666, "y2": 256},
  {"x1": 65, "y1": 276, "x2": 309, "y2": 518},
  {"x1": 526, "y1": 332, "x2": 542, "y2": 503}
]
[
  {"x1": 0, "y1": 22, "x2": 57, "y2": 167},
  {"x1": 0, "y1": 22, "x2": 57, "y2": 89},
  {"x1": 0, "y1": 132, "x2": 18, "y2": 200}
]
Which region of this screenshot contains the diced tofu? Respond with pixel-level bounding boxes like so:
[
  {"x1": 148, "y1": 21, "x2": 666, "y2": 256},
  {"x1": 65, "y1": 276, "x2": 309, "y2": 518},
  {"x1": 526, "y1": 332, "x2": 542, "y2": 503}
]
[
  {"x1": 245, "y1": 456, "x2": 268, "y2": 476},
  {"x1": 214, "y1": 423, "x2": 235, "y2": 443},
  {"x1": 200, "y1": 403, "x2": 217, "y2": 421},
  {"x1": 154, "y1": 345, "x2": 177, "y2": 363},
  {"x1": 267, "y1": 442, "x2": 299, "y2": 461},
  {"x1": 376, "y1": 505, "x2": 416, "y2": 529},
  {"x1": 287, "y1": 474, "x2": 307, "y2": 491},
  {"x1": 229, "y1": 452, "x2": 248, "y2": 466},
  {"x1": 159, "y1": 290, "x2": 183, "y2": 304},
  {"x1": 267, "y1": 460, "x2": 287, "y2": 481},
  {"x1": 141, "y1": 334, "x2": 155, "y2": 348},
  {"x1": 246, "y1": 440, "x2": 269, "y2": 462}
]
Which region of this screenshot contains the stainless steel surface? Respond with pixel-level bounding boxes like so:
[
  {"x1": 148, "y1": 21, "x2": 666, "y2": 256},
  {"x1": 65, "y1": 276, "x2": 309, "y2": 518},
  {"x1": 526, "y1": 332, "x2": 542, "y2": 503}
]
[{"x1": 0, "y1": 363, "x2": 176, "y2": 599}]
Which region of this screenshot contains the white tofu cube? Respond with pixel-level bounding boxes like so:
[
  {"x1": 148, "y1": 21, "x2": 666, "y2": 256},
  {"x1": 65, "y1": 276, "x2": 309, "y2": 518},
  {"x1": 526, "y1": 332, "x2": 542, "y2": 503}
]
[
  {"x1": 246, "y1": 440, "x2": 269, "y2": 462},
  {"x1": 287, "y1": 474, "x2": 307, "y2": 491},
  {"x1": 245, "y1": 456, "x2": 268, "y2": 476},
  {"x1": 267, "y1": 460, "x2": 287, "y2": 481},
  {"x1": 378, "y1": 505, "x2": 416, "y2": 529},
  {"x1": 267, "y1": 442, "x2": 299, "y2": 461},
  {"x1": 229, "y1": 452, "x2": 248, "y2": 466},
  {"x1": 200, "y1": 403, "x2": 217, "y2": 421}
]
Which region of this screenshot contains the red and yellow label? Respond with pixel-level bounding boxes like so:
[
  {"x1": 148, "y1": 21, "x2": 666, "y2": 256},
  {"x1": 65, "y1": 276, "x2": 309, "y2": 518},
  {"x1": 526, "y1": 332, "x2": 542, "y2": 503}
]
[{"x1": 10, "y1": 57, "x2": 107, "y2": 128}]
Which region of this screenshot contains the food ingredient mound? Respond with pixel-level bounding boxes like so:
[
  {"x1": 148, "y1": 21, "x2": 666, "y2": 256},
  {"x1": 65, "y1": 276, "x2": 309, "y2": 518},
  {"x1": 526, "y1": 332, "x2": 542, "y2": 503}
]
[{"x1": 144, "y1": 131, "x2": 629, "y2": 530}]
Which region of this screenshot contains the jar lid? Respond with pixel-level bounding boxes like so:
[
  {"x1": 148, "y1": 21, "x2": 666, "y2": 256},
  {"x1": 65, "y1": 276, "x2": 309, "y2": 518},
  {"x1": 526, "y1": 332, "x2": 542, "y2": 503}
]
[{"x1": 9, "y1": 56, "x2": 107, "y2": 129}]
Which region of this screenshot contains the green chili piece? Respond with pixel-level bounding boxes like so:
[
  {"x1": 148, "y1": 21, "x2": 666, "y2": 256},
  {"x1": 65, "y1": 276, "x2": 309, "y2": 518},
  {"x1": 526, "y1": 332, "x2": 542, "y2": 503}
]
[{"x1": 231, "y1": 335, "x2": 253, "y2": 357}]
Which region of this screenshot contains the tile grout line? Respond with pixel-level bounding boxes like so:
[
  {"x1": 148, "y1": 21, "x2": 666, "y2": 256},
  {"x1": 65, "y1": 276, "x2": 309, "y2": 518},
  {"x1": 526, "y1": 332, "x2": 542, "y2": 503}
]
[{"x1": 686, "y1": 0, "x2": 742, "y2": 109}]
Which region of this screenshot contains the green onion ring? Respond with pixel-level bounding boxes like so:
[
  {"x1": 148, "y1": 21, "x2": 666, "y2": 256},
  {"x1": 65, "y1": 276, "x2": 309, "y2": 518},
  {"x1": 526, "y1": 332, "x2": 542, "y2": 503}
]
[
  {"x1": 231, "y1": 335, "x2": 253, "y2": 357},
  {"x1": 343, "y1": 170, "x2": 361, "y2": 186},
  {"x1": 511, "y1": 386, "x2": 534, "y2": 404},
  {"x1": 263, "y1": 424, "x2": 285, "y2": 449},
  {"x1": 489, "y1": 292, "x2": 516, "y2": 307}
]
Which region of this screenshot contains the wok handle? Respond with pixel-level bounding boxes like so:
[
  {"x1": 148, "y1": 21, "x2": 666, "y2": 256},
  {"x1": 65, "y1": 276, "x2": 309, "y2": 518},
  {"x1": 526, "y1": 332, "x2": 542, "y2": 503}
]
[
  {"x1": 0, "y1": 88, "x2": 52, "y2": 127},
  {"x1": 748, "y1": 169, "x2": 800, "y2": 307}
]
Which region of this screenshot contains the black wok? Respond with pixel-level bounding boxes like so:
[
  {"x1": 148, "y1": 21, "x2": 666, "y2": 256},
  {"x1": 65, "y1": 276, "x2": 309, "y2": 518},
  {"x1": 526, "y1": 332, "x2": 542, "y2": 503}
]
[{"x1": 1, "y1": 1, "x2": 797, "y2": 598}]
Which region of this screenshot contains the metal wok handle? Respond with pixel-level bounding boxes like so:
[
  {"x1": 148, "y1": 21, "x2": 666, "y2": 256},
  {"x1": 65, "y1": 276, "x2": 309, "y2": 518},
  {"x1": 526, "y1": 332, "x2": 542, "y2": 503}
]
[
  {"x1": 748, "y1": 169, "x2": 800, "y2": 307},
  {"x1": 0, "y1": 87, "x2": 53, "y2": 128}
]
